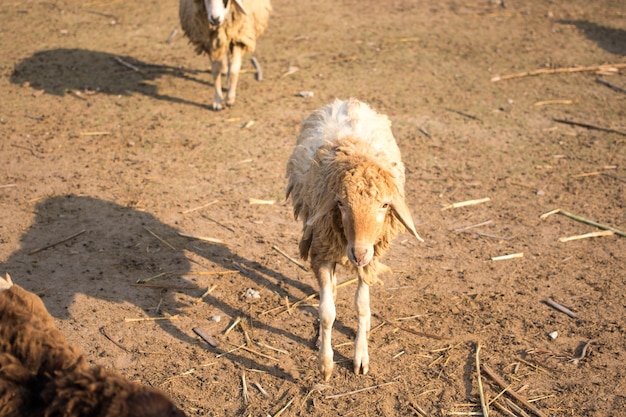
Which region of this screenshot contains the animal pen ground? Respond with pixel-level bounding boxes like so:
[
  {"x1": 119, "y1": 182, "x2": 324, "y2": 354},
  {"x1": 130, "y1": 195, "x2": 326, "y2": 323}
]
[{"x1": 0, "y1": 0, "x2": 624, "y2": 416}]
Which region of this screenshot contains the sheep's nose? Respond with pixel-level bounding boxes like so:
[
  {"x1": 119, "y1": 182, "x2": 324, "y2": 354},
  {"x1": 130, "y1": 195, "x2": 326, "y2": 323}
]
[
  {"x1": 351, "y1": 246, "x2": 372, "y2": 267},
  {"x1": 209, "y1": 15, "x2": 223, "y2": 26}
]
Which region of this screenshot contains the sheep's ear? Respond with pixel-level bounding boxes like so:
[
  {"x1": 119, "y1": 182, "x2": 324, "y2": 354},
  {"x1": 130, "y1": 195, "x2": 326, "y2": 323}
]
[
  {"x1": 232, "y1": 0, "x2": 248, "y2": 15},
  {"x1": 305, "y1": 196, "x2": 336, "y2": 227},
  {"x1": 391, "y1": 199, "x2": 424, "y2": 242}
]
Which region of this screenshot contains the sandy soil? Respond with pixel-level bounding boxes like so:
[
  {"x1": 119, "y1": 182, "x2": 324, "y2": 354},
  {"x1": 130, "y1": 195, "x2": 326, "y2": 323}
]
[{"x1": 1, "y1": 0, "x2": 625, "y2": 416}]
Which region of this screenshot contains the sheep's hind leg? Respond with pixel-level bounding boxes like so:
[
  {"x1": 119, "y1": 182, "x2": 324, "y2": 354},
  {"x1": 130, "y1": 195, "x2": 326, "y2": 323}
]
[
  {"x1": 225, "y1": 45, "x2": 243, "y2": 107},
  {"x1": 354, "y1": 278, "x2": 370, "y2": 375},
  {"x1": 210, "y1": 58, "x2": 225, "y2": 111},
  {"x1": 317, "y1": 261, "x2": 337, "y2": 381}
]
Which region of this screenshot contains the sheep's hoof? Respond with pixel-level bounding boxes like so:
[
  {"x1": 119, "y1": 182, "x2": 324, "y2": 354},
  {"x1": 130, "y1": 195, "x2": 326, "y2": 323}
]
[
  {"x1": 354, "y1": 353, "x2": 369, "y2": 375},
  {"x1": 320, "y1": 362, "x2": 334, "y2": 381},
  {"x1": 211, "y1": 102, "x2": 224, "y2": 111}
]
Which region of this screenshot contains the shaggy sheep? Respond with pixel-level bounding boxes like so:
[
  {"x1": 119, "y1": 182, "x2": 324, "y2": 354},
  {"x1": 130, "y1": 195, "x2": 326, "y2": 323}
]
[
  {"x1": 179, "y1": 0, "x2": 271, "y2": 110},
  {"x1": 0, "y1": 274, "x2": 187, "y2": 417},
  {"x1": 286, "y1": 98, "x2": 423, "y2": 381}
]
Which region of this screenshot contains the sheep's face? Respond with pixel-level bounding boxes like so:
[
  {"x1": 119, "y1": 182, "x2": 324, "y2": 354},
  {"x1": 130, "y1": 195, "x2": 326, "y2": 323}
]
[
  {"x1": 204, "y1": 0, "x2": 230, "y2": 26},
  {"x1": 337, "y1": 163, "x2": 395, "y2": 268}
]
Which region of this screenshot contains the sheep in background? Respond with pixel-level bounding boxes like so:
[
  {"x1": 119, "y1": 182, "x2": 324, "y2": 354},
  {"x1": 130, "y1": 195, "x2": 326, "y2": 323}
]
[
  {"x1": 286, "y1": 98, "x2": 424, "y2": 381},
  {"x1": 179, "y1": 0, "x2": 271, "y2": 111},
  {"x1": 0, "y1": 274, "x2": 187, "y2": 417}
]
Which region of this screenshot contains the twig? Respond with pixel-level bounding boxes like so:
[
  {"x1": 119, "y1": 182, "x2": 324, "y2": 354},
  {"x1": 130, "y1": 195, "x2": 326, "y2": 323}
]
[
  {"x1": 28, "y1": 229, "x2": 86, "y2": 255},
  {"x1": 272, "y1": 245, "x2": 309, "y2": 271},
  {"x1": 251, "y1": 56, "x2": 263, "y2": 81},
  {"x1": 446, "y1": 108, "x2": 481, "y2": 121},
  {"x1": 441, "y1": 197, "x2": 491, "y2": 211},
  {"x1": 201, "y1": 214, "x2": 236, "y2": 232},
  {"x1": 558, "y1": 230, "x2": 615, "y2": 242},
  {"x1": 385, "y1": 320, "x2": 448, "y2": 341},
  {"x1": 252, "y1": 381, "x2": 271, "y2": 398},
  {"x1": 552, "y1": 118, "x2": 626, "y2": 137},
  {"x1": 226, "y1": 341, "x2": 280, "y2": 362},
  {"x1": 569, "y1": 340, "x2": 593, "y2": 365},
  {"x1": 131, "y1": 283, "x2": 199, "y2": 289},
  {"x1": 543, "y1": 299, "x2": 578, "y2": 318},
  {"x1": 99, "y1": 326, "x2": 130, "y2": 352},
  {"x1": 491, "y1": 253, "x2": 523, "y2": 261},
  {"x1": 596, "y1": 77, "x2": 626, "y2": 94},
  {"x1": 325, "y1": 380, "x2": 396, "y2": 399},
  {"x1": 0, "y1": 183, "x2": 17, "y2": 189},
  {"x1": 80, "y1": 131, "x2": 110, "y2": 136},
  {"x1": 178, "y1": 231, "x2": 225, "y2": 245},
  {"x1": 195, "y1": 284, "x2": 217, "y2": 304},
  {"x1": 475, "y1": 344, "x2": 489, "y2": 417},
  {"x1": 418, "y1": 127, "x2": 431, "y2": 137},
  {"x1": 193, "y1": 327, "x2": 219, "y2": 347},
  {"x1": 124, "y1": 315, "x2": 180, "y2": 322},
  {"x1": 533, "y1": 99, "x2": 573, "y2": 106},
  {"x1": 223, "y1": 317, "x2": 241, "y2": 336},
  {"x1": 113, "y1": 56, "x2": 144, "y2": 73},
  {"x1": 182, "y1": 199, "x2": 218, "y2": 214},
  {"x1": 540, "y1": 209, "x2": 626, "y2": 237},
  {"x1": 454, "y1": 220, "x2": 494, "y2": 232},
  {"x1": 143, "y1": 226, "x2": 177, "y2": 250},
  {"x1": 241, "y1": 371, "x2": 249, "y2": 404},
  {"x1": 481, "y1": 364, "x2": 548, "y2": 417},
  {"x1": 492, "y1": 400, "x2": 518, "y2": 417},
  {"x1": 491, "y1": 62, "x2": 626, "y2": 82},
  {"x1": 273, "y1": 397, "x2": 295, "y2": 417},
  {"x1": 165, "y1": 28, "x2": 177, "y2": 44}
]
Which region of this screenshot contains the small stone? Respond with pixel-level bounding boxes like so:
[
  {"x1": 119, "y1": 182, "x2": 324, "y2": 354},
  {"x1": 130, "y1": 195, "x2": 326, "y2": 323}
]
[{"x1": 548, "y1": 331, "x2": 558, "y2": 340}]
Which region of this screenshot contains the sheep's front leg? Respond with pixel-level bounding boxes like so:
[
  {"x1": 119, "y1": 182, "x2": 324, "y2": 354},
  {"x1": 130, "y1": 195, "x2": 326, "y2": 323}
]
[
  {"x1": 211, "y1": 58, "x2": 225, "y2": 111},
  {"x1": 317, "y1": 261, "x2": 337, "y2": 381},
  {"x1": 225, "y1": 45, "x2": 243, "y2": 107},
  {"x1": 354, "y1": 278, "x2": 370, "y2": 375}
]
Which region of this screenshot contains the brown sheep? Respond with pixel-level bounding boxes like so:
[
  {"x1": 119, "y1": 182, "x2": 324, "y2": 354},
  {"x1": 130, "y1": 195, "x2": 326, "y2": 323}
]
[
  {"x1": 179, "y1": 0, "x2": 271, "y2": 110},
  {"x1": 0, "y1": 274, "x2": 187, "y2": 417},
  {"x1": 286, "y1": 98, "x2": 423, "y2": 381}
]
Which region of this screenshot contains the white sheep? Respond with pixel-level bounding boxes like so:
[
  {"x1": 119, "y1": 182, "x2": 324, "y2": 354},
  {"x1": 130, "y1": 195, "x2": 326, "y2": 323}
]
[
  {"x1": 286, "y1": 98, "x2": 424, "y2": 380},
  {"x1": 179, "y1": 0, "x2": 271, "y2": 111}
]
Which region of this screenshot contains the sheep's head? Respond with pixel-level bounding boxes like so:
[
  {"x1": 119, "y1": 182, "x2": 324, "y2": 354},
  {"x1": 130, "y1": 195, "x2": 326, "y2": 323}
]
[
  {"x1": 308, "y1": 146, "x2": 422, "y2": 268},
  {"x1": 204, "y1": 0, "x2": 247, "y2": 27}
]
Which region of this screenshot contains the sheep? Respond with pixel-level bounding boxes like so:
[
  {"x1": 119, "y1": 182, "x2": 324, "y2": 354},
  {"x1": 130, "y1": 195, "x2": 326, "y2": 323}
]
[
  {"x1": 179, "y1": 0, "x2": 271, "y2": 111},
  {"x1": 286, "y1": 98, "x2": 424, "y2": 381},
  {"x1": 0, "y1": 274, "x2": 187, "y2": 417}
]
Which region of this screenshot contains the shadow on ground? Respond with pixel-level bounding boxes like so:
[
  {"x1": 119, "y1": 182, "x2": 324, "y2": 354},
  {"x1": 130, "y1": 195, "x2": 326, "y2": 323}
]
[
  {"x1": 10, "y1": 48, "x2": 213, "y2": 109},
  {"x1": 1, "y1": 194, "x2": 316, "y2": 380}
]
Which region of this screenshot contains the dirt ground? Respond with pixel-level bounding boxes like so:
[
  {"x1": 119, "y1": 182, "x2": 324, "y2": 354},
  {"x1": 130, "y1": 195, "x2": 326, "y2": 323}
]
[{"x1": 1, "y1": 0, "x2": 625, "y2": 416}]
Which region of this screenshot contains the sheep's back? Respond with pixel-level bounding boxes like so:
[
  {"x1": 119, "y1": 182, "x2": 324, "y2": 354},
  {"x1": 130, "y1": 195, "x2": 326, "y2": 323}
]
[{"x1": 288, "y1": 99, "x2": 406, "y2": 198}]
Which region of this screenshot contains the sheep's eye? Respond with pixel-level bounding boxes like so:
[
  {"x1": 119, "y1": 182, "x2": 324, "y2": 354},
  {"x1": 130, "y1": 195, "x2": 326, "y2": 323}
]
[
  {"x1": 337, "y1": 201, "x2": 344, "y2": 208},
  {"x1": 381, "y1": 203, "x2": 389, "y2": 209}
]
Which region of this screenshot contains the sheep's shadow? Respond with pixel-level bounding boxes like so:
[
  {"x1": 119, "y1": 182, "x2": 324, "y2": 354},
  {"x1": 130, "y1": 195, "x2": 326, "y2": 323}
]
[
  {"x1": 1, "y1": 194, "x2": 317, "y2": 381},
  {"x1": 558, "y1": 20, "x2": 626, "y2": 56},
  {"x1": 10, "y1": 48, "x2": 214, "y2": 110}
]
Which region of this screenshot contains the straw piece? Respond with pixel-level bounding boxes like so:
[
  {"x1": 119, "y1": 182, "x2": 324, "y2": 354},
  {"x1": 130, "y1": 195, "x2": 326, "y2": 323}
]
[
  {"x1": 178, "y1": 232, "x2": 225, "y2": 245},
  {"x1": 28, "y1": 229, "x2": 86, "y2": 255},
  {"x1": 325, "y1": 381, "x2": 396, "y2": 399},
  {"x1": 475, "y1": 344, "x2": 489, "y2": 417},
  {"x1": 252, "y1": 381, "x2": 270, "y2": 398},
  {"x1": 241, "y1": 371, "x2": 249, "y2": 404},
  {"x1": 144, "y1": 226, "x2": 176, "y2": 250},
  {"x1": 442, "y1": 197, "x2": 491, "y2": 211},
  {"x1": 558, "y1": 230, "x2": 615, "y2": 242},
  {"x1": 131, "y1": 283, "x2": 199, "y2": 290},
  {"x1": 481, "y1": 364, "x2": 548, "y2": 417},
  {"x1": 249, "y1": 198, "x2": 274, "y2": 205},
  {"x1": 272, "y1": 245, "x2": 309, "y2": 271},
  {"x1": 491, "y1": 62, "x2": 626, "y2": 82},
  {"x1": 569, "y1": 340, "x2": 593, "y2": 365},
  {"x1": 124, "y1": 315, "x2": 180, "y2": 322},
  {"x1": 273, "y1": 397, "x2": 294, "y2": 417},
  {"x1": 533, "y1": 99, "x2": 573, "y2": 106},
  {"x1": 181, "y1": 199, "x2": 218, "y2": 214},
  {"x1": 491, "y1": 253, "x2": 523, "y2": 261}
]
